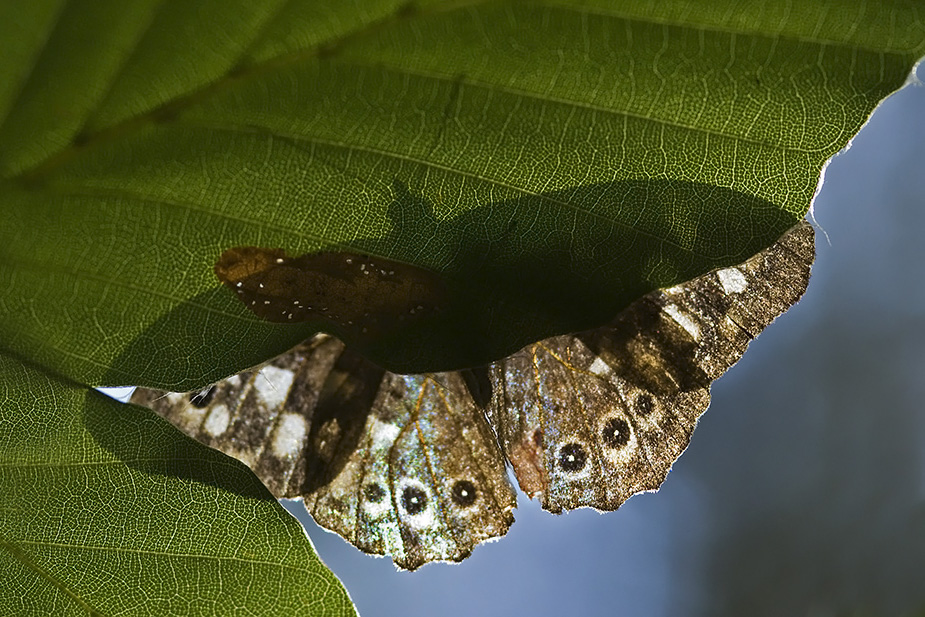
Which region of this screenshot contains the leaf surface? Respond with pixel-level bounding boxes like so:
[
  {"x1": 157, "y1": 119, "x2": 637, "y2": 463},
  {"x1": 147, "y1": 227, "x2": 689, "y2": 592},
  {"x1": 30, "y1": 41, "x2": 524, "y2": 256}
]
[
  {"x1": 0, "y1": 351, "x2": 356, "y2": 616},
  {"x1": 2, "y1": 1, "x2": 923, "y2": 382}
]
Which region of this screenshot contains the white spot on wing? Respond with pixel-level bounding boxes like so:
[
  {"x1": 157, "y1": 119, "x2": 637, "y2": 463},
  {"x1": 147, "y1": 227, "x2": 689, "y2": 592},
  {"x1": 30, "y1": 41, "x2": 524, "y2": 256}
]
[
  {"x1": 271, "y1": 412, "x2": 307, "y2": 459},
  {"x1": 203, "y1": 404, "x2": 230, "y2": 437},
  {"x1": 254, "y1": 366, "x2": 295, "y2": 408},
  {"x1": 588, "y1": 357, "x2": 611, "y2": 377},
  {"x1": 717, "y1": 267, "x2": 748, "y2": 294},
  {"x1": 162, "y1": 392, "x2": 207, "y2": 428},
  {"x1": 362, "y1": 486, "x2": 391, "y2": 517},
  {"x1": 663, "y1": 303, "x2": 701, "y2": 341},
  {"x1": 370, "y1": 419, "x2": 401, "y2": 449}
]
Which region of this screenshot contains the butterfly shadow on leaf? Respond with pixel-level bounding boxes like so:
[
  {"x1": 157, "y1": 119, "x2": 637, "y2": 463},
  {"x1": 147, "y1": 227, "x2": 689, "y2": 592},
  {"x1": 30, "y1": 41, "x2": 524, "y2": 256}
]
[{"x1": 107, "y1": 175, "x2": 800, "y2": 385}]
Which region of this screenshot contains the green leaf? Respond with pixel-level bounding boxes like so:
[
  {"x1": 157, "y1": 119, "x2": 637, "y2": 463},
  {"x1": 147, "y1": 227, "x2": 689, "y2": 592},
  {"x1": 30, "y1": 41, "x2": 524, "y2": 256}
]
[
  {"x1": 1, "y1": 2, "x2": 922, "y2": 613},
  {"x1": 1, "y1": 1, "x2": 923, "y2": 384},
  {"x1": 0, "y1": 350, "x2": 356, "y2": 616}
]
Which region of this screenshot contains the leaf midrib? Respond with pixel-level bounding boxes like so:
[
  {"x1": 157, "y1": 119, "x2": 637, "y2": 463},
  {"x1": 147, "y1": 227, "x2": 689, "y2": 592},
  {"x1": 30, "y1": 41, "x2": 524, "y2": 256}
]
[
  {"x1": 0, "y1": 538, "x2": 104, "y2": 616},
  {"x1": 7, "y1": 539, "x2": 317, "y2": 572}
]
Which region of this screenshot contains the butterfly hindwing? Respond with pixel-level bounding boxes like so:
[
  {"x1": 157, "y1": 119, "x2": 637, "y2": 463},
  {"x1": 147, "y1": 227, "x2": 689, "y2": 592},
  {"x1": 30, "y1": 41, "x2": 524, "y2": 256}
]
[
  {"x1": 132, "y1": 335, "x2": 516, "y2": 570},
  {"x1": 377, "y1": 373, "x2": 513, "y2": 568},
  {"x1": 488, "y1": 221, "x2": 815, "y2": 513},
  {"x1": 409, "y1": 373, "x2": 516, "y2": 562},
  {"x1": 303, "y1": 370, "x2": 517, "y2": 569},
  {"x1": 487, "y1": 337, "x2": 665, "y2": 513}
]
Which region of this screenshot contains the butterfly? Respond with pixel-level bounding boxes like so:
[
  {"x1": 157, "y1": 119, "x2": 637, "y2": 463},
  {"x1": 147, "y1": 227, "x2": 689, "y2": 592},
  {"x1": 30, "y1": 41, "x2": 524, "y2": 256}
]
[{"x1": 131, "y1": 220, "x2": 814, "y2": 570}]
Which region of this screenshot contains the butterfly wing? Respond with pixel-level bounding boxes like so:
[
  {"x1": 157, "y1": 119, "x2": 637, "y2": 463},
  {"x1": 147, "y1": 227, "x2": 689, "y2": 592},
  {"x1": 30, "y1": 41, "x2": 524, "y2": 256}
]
[
  {"x1": 300, "y1": 370, "x2": 516, "y2": 569},
  {"x1": 213, "y1": 248, "x2": 447, "y2": 347},
  {"x1": 133, "y1": 220, "x2": 814, "y2": 562},
  {"x1": 487, "y1": 220, "x2": 815, "y2": 513},
  {"x1": 131, "y1": 334, "x2": 516, "y2": 570}
]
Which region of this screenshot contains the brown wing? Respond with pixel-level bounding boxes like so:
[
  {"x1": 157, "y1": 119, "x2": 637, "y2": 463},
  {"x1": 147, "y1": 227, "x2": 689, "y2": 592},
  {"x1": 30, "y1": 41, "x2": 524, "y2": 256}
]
[
  {"x1": 487, "y1": 221, "x2": 815, "y2": 513},
  {"x1": 214, "y1": 248, "x2": 447, "y2": 345},
  {"x1": 131, "y1": 334, "x2": 516, "y2": 570},
  {"x1": 300, "y1": 370, "x2": 516, "y2": 570}
]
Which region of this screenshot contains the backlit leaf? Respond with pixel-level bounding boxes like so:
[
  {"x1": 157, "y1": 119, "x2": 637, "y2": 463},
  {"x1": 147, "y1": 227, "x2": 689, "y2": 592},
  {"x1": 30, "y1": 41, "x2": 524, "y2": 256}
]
[{"x1": 2, "y1": 1, "x2": 922, "y2": 383}]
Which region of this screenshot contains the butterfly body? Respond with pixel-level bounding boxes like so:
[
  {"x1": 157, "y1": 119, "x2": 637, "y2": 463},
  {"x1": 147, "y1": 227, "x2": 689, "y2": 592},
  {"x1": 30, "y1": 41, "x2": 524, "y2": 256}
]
[{"x1": 134, "y1": 221, "x2": 814, "y2": 569}]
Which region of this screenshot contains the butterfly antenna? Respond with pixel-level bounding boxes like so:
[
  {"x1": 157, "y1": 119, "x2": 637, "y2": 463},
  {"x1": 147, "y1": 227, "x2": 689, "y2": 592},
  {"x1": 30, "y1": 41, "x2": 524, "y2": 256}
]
[
  {"x1": 258, "y1": 369, "x2": 284, "y2": 401},
  {"x1": 807, "y1": 207, "x2": 831, "y2": 247}
]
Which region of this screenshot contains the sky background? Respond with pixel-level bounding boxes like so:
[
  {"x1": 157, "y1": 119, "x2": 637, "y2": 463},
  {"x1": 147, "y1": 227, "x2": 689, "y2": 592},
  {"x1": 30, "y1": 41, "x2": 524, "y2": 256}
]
[{"x1": 281, "y1": 64, "x2": 925, "y2": 617}]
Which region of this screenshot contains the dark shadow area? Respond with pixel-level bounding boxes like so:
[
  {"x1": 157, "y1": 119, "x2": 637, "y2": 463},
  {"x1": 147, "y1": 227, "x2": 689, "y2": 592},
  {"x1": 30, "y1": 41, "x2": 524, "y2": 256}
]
[
  {"x1": 107, "y1": 175, "x2": 797, "y2": 389},
  {"x1": 102, "y1": 285, "x2": 304, "y2": 391},
  {"x1": 83, "y1": 387, "x2": 275, "y2": 500},
  {"x1": 353, "y1": 178, "x2": 795, "y2": 373},
  {"x1": 295, "y1": 347, "x2": 385, "y2": 496}
]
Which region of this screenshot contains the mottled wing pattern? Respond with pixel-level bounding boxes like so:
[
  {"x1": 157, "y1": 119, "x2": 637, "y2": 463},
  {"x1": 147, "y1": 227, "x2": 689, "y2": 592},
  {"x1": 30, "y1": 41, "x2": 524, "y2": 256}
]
[
  {"x1": 131, "y1": 335, "x2": 516, "y2": 570},
  {"x1": 487, "y1": 221, "x2": 815, "y2": 513},
  {"x1": 301, "y1": 369, "x2": 515, "y2": 569},
  {"x1": 131, "y1": 335, "x2": 344, "y2": 497},
  {"x1": 214, "y1": 248, "x2": 446, "y2": 345}
]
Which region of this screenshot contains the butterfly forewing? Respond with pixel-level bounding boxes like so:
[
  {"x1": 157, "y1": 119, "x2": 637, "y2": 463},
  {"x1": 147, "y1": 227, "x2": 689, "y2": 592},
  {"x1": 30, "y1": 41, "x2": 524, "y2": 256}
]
[{"x1": 214, "y1": 248, "x2": 447, "y2": 347}]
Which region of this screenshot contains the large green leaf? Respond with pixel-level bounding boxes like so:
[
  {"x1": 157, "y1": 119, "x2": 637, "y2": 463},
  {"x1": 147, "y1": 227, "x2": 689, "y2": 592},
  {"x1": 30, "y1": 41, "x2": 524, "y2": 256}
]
[
  {"x1": 1, "y1": 2, "x2": 922, "y2": 614},
  {"x1": 2, "y1": 1, "x2": 922, "y2": 386},
  {"x1": 0, "y1": 350, "x2": 356, "y2": 616}
]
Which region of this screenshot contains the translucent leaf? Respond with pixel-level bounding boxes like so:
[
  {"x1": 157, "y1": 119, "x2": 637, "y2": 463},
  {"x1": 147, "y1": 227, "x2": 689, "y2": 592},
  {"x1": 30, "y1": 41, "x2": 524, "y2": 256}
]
[{"x1": 2, "y1": 2, "x2": 922, "y2": 385}]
